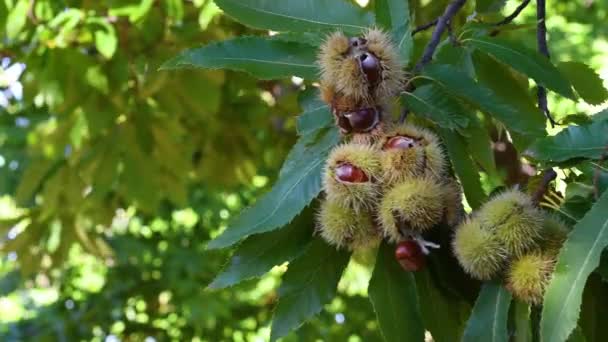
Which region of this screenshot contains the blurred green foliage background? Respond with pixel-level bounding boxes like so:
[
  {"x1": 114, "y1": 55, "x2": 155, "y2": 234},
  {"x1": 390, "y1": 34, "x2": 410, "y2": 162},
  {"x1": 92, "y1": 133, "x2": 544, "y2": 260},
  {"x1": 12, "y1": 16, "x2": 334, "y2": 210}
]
[{"x1": 0, "y1": 0, "x2": 606, "y2": 341}]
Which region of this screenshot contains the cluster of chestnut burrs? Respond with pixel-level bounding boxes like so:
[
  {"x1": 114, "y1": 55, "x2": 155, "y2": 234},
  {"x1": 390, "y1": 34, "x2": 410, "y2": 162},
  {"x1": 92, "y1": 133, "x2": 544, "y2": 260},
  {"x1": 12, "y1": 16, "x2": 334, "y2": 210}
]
[
  {"x1": 315, "y1": 29, "x2": 463, "y2": 271},
  {"x1": 452, "y1": 189, "x2": 569, "y2": 304},
  {"x1": 313, "y1": 29, "x2": 570, "y2": 305}
]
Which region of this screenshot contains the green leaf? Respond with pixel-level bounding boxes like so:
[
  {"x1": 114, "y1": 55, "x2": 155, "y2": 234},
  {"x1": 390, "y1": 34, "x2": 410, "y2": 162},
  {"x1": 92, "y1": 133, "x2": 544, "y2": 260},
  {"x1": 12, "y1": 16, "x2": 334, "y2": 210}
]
[
  {"x1": 473, "y1": 51, "x2": 539, "y2": 119},
  {"x1": 476, "y1": 0, "x2": 507, "y2": 13},
  {"x1": 214, "y1": 0, "x2": 374, "y2": 34},
  {"x1": 541, "y1": 190, "x2": 608, "y2": 342},
  {"x1": 270, "y1": 239, "x2": 350, "y2": 341},
  {"x1": 375, "y1": 0, "x2": 412, "y2": 63},
  {"x1": 368, "y1": 241, "x2": 425, "y2": 342},
  {"x1": 15, "y1": 158, "x2": 57, "y2": 205},
  {"x1": 439, "y1": 129, "x2": 486, "y2": 209},
  {"x1": 297, "y1": 106, "x2": 333, "y2": 136},
  {"x1": 90, "y1": 19, "x2": 118, "y2": 59},
  {"x1": 580, "y1": 274, "x2": 608, "y2": 342},
  {"x1": 463, "y1": 283, "x2": 512, "y2": 342},
  {"x1": 424, "y1": 64, "x2": 546, "y2": 137},
  {"x1": 161, "y1": 37, "x2": 318, "y2": 80},
  {"x1": 467, "y1": 37, "x2": 575, "y2": 99},
  {"x1": 463, "y1": 118, "x2": 497, "y2": 176},
  {"x1": 558, "y1": 61, "x2": 608, "y2": 105},
  {"x1": 208, "y1": 212, "x2": 314, "y2": 289},
  {"x1": 415, "y1": 267, "x2": 471, "y2": 342},
  {"x1": 6, "y1": 0, "x2": 29, "y2": 40},
  {"x1": 402, "y1": 84, "x2": 470, "y2": 130},
  {"x1": 525, "y1": 119, "x2": 608, "y2": 163},
  {"x1": 513, "y1": 300, "x2": 532, "y2": 342},
  {"x1": 207, "y1": 127, "x2": 340, "y2": 249}
]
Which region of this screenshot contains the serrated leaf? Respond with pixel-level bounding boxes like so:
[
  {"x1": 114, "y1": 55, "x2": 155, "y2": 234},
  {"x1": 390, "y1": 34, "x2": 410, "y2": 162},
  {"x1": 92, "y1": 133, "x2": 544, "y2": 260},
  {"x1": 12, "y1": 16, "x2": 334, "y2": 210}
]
[
  {"x1": 403, "y1": 84, "x2": 470, "y2": 130},
  {"x1": 368, "y1": 241, "x2": 425, "y2": 342},
  {"x1": 463, "y1": 283, "x2": 512, "y2": 342},
  {"x1": 415, "y1": 267, "x2": 471, "y2": 342},
  {"x1": 207, "y1": 127, "x2": 340, "y2": 249},
  {"x1": 439, "y1": 129, "x2": 486, "y2": 209},
  {"x1": 541, "y1": 190, "x2": 608, "y2": 342},
  {"x1": 214, "y1": 0, "x2": 373, "y2": 34},
  {"x1": 473, "y1": 51, "x2": 539, "y2": 118},
  {"x1": 161, "y1": 37, "x2": 318, "y2": 80},
  {"x1": 558, "y1": 61, "x2": 608, "y2": 105},
  {"x1": 525, "y1": 119, "x2": 608, "y2": 163},
  {"x1": 208, "y1": 212, "x2": 314, "y2": 289},
  {"x1": 375, "y1": 0, "x2": 412, "y2": 63},
  {"x1": 424, "y1": 64, "x2": 546, "y2": 137},
  {"x1": 467, "y1": 37, "x2": 575, "y2": 99},
  {"x1": 270, "y1": 239, "x2": 350, "y2": 341}
]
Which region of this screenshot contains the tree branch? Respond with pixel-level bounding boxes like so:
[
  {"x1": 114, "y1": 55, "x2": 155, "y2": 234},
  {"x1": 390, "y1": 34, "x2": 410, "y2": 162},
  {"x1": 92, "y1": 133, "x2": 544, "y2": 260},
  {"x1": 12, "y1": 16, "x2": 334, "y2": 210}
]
[
  {"x1": 414, "y1": 0, "x2": 467, "y2": 72},
  {"x1": 536, "y1": 0, "x2": 557, "y2": 127},
  {"x1": 411, "y1": 19, "x2": 438, "y2": 36},
  {"x1": 493, "y1": 0, "x2": 531, "y2": 26},
  {"x1": 531, "y1": 168, "x2": 557, "y2": 206}
]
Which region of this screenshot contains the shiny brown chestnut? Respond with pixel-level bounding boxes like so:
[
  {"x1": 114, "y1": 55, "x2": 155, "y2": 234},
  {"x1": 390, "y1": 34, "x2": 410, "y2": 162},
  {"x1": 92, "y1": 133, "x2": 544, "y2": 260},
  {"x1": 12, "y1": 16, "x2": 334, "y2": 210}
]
[
  {"x1": 395, "y1": 240, "x2": 425, "y2": 272},
  {"x1": 343, "y1": 107, "x2": 379, "y2": 133},
  {"x1": 383, "y1": 136, "x2": 418, "y2": 150},
  {"x1": 334, "y1": 162, "x2": 369, "y2": 183},
  {"x1": 358, "y1": 52, "x2": 381, "y2": 85}
]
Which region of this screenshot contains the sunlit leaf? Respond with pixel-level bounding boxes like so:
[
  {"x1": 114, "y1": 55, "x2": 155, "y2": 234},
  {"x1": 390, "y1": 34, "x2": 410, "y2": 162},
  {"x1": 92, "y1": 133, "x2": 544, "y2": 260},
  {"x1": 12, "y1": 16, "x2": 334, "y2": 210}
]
[
  {"x1": 467, "y1": 37, "x2": 575, "y2": 99},
  {"x1": 541, "y1": 190, "x2": 608, "y2": 342},
  {"x1": 558, "y1": 61, "x2": 608, "y2": 105},
  {"x1": 162, "y1": 37, "x2": 318, "y2": 80},
  {"x1": 214, "y1": 0, "x2": 373, "y2": 34},
  {"x1": 525, "y1": 119, "x2": 608, "y2": 163}
]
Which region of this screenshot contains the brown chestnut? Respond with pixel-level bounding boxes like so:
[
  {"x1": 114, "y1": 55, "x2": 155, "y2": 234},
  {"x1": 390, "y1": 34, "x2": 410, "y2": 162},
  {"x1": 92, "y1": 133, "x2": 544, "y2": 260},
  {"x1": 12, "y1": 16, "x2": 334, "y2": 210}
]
[
  {"x1": 358, "y1": 52, "x2": 381, "y2": 85},
  {"x1": 383, "y1": 136, "x2": 418, "y2": 150},
  {"x1": 334, "y1": 162, "x2": 369, "y2": 183},
  {"x1": 344, "y1": 107, "x2": 379, "y2": 133},
  {"x1": 395, "y1": 240, "x2": 425, "y2": 272}
]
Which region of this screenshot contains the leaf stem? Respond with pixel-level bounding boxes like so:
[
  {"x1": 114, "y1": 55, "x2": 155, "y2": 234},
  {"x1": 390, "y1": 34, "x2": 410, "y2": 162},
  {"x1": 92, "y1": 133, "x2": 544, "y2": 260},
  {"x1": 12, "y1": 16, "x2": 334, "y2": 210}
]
[{"x1": 414, "y1": 0, "x2": 468, "y2": 72}]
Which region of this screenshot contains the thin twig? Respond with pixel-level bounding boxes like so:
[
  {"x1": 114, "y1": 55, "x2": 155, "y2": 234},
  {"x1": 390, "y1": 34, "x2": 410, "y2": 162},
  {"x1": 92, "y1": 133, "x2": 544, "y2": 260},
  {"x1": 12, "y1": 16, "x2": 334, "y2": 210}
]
[
  {"x1": 414, "y1": 0, "x2": 468, "y2": 72},
  {"x1": 493, "y1": 0, "x2": 531, "y2": 26},
  {"x1": 531, "y1": 168, "x2": 557, "y2": 205},
  {"x1": 536, "y1": 0, "x2": 557, "y2": 127},
  {"x1": 412, "y1": 19, "x2": 439, "y2": 36}
]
